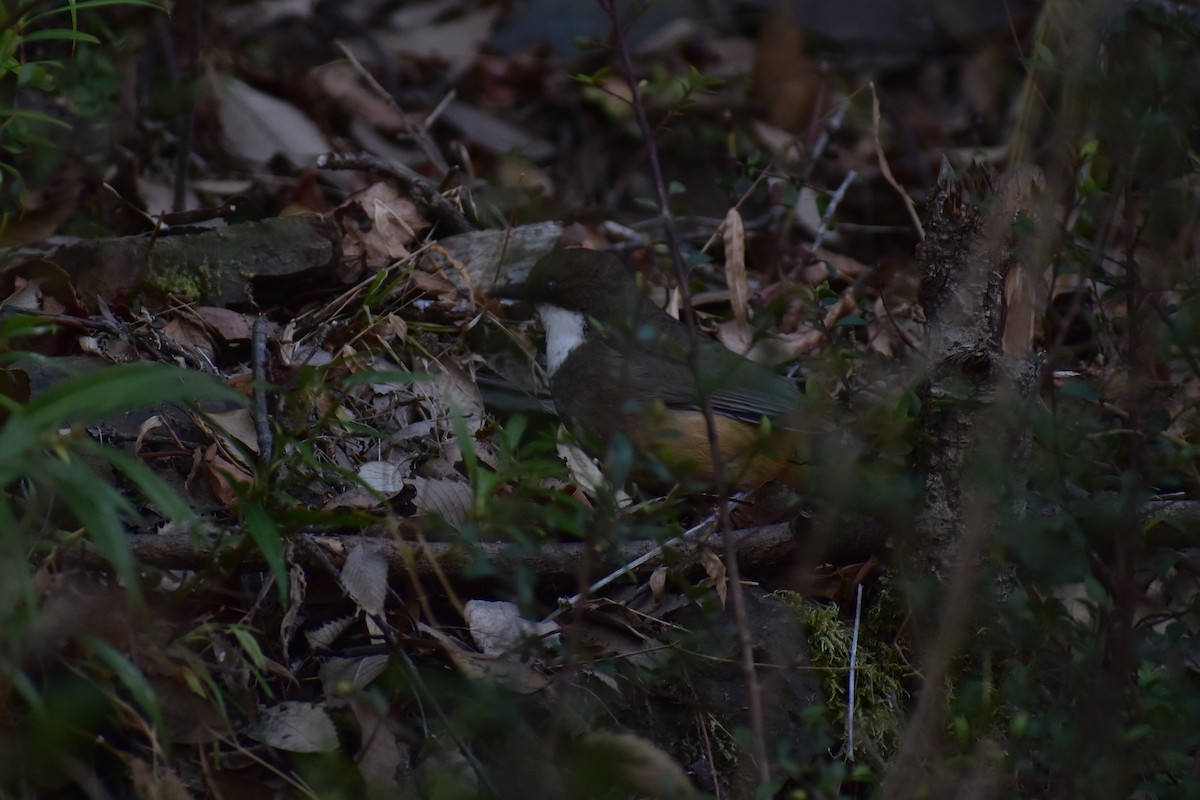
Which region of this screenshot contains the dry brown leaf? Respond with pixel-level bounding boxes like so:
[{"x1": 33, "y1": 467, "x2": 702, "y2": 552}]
[
  {"x1": 464, "y1": 599, "x2": 559, "y2": 656},
  {"x1": 410, "y1": 268, "x2": 462, "y2": 304},
  {"x1": 807, "y1": 247, "x2": 872, "y2": 283},
  {"x1": 698, "y1": 547, "x2": 728, "y2": 607},
  {"x1": 129, "y1": 758, "x2": 191, "y2": 800},
  {"x1": 341, "y1": 544, "x2": 389, "y2": 617},
  {"x1": 251, "y1": 702, "x2": 340, "y2": 753},
  {"x1": 202, "y1": 408, "x2": 259, "y2": 455},
  {"x1": 195, "y1": 306, "x2": 255, "y2": 342},
  {"x1": 305, "y1": 615, "x2": 356, "y2": 651},
  {"x1": 0, "y1": 258, "x2": 82, "y2": 314},
  {"x1": 162, "y1": 316, "x2": 218, "y2": 364},
  {"x1": 359, "y1": 460, "x2": 407, "y2": 496},
  {"x1": 217, "y1": 75, "x2": 330, "y2": 170},
  {"x1": 310, "y1": 62, "x2": 421, "y2": 134},
  {"x1": 440, "y1": 100, "x2": 556, "y2": 161},
  {"x1": 381, "y1": 4, "x2": 500, "y2": 69},
  {"x1": 203, "y1": 443, "x2": 252, "y2": 506},
  {"x1": 134, "y1": 415, "x2": 164, "y2": 456},
  {"x1": 351, "y1": 696, "x2": 410, "y2": 792},
  {"x1": 418, "y1": 622, "x2": 549, "y2": 694},
  {"x1": 337, "y1": 183, "x2": 431, "y2": 272},
  {"x1": 280, "y1": 553, "x2": 307, "y2": 662},
  {"x1": 321, "y1": 655, "x2": 391, "y2": 704},
  {"x1": 649, "y1": 567, "x2": 669, "y2": 605},
  {"x1": 722, "y1": 207, "x2": 749, "y2": 341},
  {"x1": 410, "y1": 476, "x2": 473, "y2": 530}
]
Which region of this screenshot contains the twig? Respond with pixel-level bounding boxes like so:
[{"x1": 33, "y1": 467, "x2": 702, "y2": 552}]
[
  {"x1": 804, "y1": 98, "x2": 849, "y2": 180},
  {"x1": 869, "y1": 82, "x2": 924, "y2": 241},
  {"x1": 596, "y1": 0, "x2": 771, "y2": 784},
  {"x1": 172, "y1": 0, "x2": 203, "y2": 212},
  {"x1": 847, "y1": 582, "x2": 863, "y2": 760},
  {"x1": 316, "y1": 151, "x2": 473, "y2": 235},
  {"x1": 552, "y1": 501, "x2": 747, "y2": 616},
  {"x1": 425, "y1": 89, "x2": 457, "y2": 129},
  {"x1": 697, "y1": 713, "x2": 722, "y2": 800},
  {"x1": 334, "y1": 41, "x2": 450, "y2": 176},
  {"x1": 50, "y1": 523, "x2": 815, "y2": 581},
  {"x1": 252, "y1": 315, "x2": 273, "y2": 464},
  {"x1": 811, "y1": 169, "x2": 856, "y2": 255}
]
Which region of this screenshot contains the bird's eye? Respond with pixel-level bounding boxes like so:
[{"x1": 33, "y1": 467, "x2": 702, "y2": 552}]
[{"x1": 545, "y1": 279, "x2": 557, "y2": 291}]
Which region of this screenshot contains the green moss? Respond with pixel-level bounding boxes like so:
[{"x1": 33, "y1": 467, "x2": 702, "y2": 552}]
[
  {"x1": 142, "y1": 254, "x2": 213, "y2": 299},
  {"x1": 778, "y1": 586, "x2": 910, "y2": 762}
]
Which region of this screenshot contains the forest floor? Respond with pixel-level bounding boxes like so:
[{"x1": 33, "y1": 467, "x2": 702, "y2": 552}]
[{"x1": 2, "y1": 1, "x2": 1199, "y2": 798}]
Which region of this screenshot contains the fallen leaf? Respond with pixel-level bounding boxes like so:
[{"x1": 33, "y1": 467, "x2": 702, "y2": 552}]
[
  {"x1": 722, "y1": 208, "x2": 748, "y2": 340},
  {"x1": 341, "y1": 544, "x2": 389, "y2": 617},
  {"x1": 251, "y1": 701, "x2": 340, "y2": 753},
  {"x1": 218, "y1": 75, "x2": 330, "y2": 170},
  {"x1": 410, "y1": 476, "x2": 473, "y2": 530},
  {"x1": 464, "y1": 599, "x2": 559, "y2": 656},
  {"x1": 320, "y1": 655, "x2": 391, "y2": 704}
]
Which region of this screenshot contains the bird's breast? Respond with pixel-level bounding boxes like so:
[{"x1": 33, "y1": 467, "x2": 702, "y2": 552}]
[{"x1": 536, "y1": 304, "x2": 587, "y2": 375}]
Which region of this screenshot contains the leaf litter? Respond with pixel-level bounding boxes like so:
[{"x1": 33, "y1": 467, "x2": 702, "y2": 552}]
[{"x1": 4, "y1": 0, "x2": 1182, "y2": 797}]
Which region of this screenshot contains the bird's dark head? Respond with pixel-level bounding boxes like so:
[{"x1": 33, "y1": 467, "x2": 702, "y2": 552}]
[{"x1": 515, "y1": 249, "x2": 639, "y2": 324}]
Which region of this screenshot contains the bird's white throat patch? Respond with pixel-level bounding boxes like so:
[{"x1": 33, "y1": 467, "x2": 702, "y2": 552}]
[{"x1": 536, "y1": 304, "x2": 586, "y2": 375}]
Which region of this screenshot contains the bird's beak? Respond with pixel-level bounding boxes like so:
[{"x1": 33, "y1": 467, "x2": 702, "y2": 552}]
[
  {"x1": 488, "y1": 281, "x2": 537, "y2": 320},
  {"x1": 488, "y1": 281, "x2": 527, "y2": 301}
]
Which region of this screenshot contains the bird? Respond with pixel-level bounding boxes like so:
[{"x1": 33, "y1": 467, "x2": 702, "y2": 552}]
[{"x1": 495, "y1": 248, "x2": 812, "y2": 490}]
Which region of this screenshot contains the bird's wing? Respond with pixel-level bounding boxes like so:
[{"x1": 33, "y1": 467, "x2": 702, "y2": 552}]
[{"x1": 620, "y1": 339, "x2": 802, "y2": 423}]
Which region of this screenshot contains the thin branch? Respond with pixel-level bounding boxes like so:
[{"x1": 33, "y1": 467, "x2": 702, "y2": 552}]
[
  {"x1": 316, "y1": 151, "x2": 473, "y2": 235},
  {"x1": 847, "y1": 583, "x2": 863, "y2": 760},
  {"x1": 49, "y1": 523, "x2": 810, "y2": 580},
  {"x1": 251, "y1": 315, "x2": 273, "y2": 464},
  {"x1": 811, "y1": 169, "x2": 857, "y2": 255},
  {"x1": 334, "y1": 40, "x2": 450, "y2": 176},
  {"x1": 870, "y1": 82, "x2": 924, "y2": 241},
  {"x1": 596, "y1": 0, "x2": 771, "y2": 784}
]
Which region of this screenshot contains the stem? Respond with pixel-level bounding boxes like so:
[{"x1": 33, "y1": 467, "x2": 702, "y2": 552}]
[{"x1": 596, "y1": 0, "x2": 771, "y2": 785}]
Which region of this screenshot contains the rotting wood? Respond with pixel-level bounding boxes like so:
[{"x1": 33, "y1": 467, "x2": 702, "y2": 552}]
[
  {"x1": 47, "y1": 520, "x2": 887, "y2": 582},
  {"x1": 32, "y1": 215, "x2": 342, "y2": 310}
]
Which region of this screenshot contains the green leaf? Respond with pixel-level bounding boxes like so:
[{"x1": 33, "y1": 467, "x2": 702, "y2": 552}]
[
  {"x1": 1033, "y1": 41, "x2": 1055, "y2": 69},
  {"x1": 18, "y1": 362, "x2": 239, "y2": 432},
  {"x1": 571, "y1": 65, "x2": 611, "y2": 85},
  {"x1": 668, "y1": 180, "x2": 686, "y2": 195},
  {"x1": 0, "y1": 107, "x2": 72, "y2": 129},
  {"x1": 26, "y1": 0, "x2": 166, "y2": 25},
  {"x1": 85, "y1": 636, "x2": 167, "y2": 743},
  {"x1": 21, "y1": 28, "x2": 101, "y2": 44},
  {"x1": 243, "y1": 503, "x2": 287, "y2": 606},
  {"x1": 43, "y1": 456, "x2": 141, "y2": 600},
  {"x1": 230, "y1": 625, "x2": 268, "y2": 671},
  {"x1": 80, "y1": 439, "x2": 194, "y2": 523}
]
